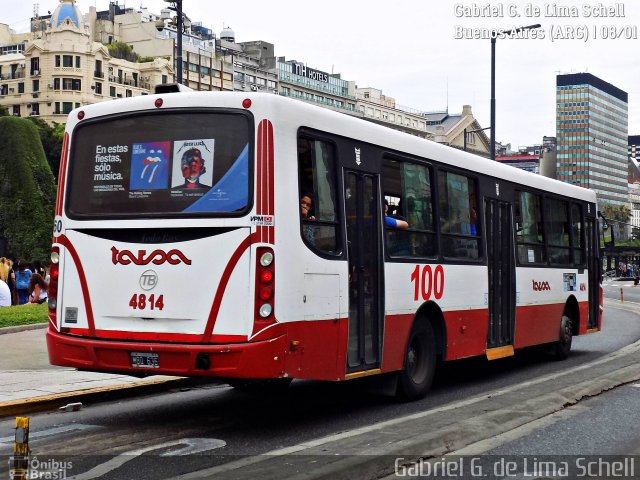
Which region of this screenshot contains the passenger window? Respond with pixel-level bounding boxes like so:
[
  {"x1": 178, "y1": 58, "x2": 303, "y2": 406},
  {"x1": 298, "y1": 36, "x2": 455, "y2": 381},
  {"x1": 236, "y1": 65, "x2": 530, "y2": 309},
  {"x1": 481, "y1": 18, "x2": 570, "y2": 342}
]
[
  {"x1": 515, "y1": 191, "x2": 546, "y2": 264},
  {"x1": 297, "y1": 137, "x2": 340, "y2": 255},
  {"x1": 545, "y1": 197, "x2": 571, "y2": 265},
  {"x1": 382, "y1": 159, "x2": 436, "y2": 258},
  {"x1": 437, "y1": 171, "x2": 480, "y2": 260},
  {"x1": 571, "y1": 203, "x2": 585, "y2": 265}
]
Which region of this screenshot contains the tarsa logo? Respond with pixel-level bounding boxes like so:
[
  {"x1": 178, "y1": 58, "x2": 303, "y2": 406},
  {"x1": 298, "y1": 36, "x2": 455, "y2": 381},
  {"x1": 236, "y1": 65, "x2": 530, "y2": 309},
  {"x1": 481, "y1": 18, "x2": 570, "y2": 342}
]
[
  {"x1": 532, "y1": 280, "x2": 551, "y2": 291},
  {"x1": 111, "y1": 247, "x2": 192, "y2": 266}
]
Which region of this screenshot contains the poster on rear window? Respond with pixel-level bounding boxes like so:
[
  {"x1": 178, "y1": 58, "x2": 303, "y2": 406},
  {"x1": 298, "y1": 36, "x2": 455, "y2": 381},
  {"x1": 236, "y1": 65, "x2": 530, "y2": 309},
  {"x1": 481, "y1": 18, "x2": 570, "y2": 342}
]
[
  {"x1": 92, "y1": 143, "x2": 128, "y2": 193},
  {"x1": 129, "y1": 142, "x2": 171, "y2": 191},
  {"x1": 170, "y1": 139, "x2": 215, "y2": 193}
]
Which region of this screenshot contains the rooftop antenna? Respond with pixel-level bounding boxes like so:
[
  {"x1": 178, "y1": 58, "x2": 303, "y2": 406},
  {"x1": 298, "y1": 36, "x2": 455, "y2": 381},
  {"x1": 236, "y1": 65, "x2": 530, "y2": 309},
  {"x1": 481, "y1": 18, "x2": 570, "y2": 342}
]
[
  {"x1": 33, "y1": 3, "x2": 39, "y2": 17},
  {"x1": 446, "y1": 77, "x2": 449, "y2": 114}
]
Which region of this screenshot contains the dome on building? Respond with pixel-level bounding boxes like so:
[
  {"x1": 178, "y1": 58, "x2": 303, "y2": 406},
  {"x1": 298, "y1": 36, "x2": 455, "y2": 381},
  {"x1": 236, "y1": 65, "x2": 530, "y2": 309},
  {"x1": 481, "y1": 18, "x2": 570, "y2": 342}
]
[
  {"x1": 220, "y1": 26, "x2": 235, "y2": 42},
  {"x1": 50, "y1": 0, "x2": 84, "y2": 30}
]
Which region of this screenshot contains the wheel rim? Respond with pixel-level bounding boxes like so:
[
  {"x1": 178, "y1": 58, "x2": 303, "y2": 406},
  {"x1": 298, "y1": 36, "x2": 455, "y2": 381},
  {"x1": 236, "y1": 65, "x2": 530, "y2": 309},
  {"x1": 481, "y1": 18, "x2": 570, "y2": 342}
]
[
  {"x1": 561, "y1": 316, "x2": 572, "y2": 345},
  {"x1": 407, "y1": 334, "x2": 428, "y2": 384}
]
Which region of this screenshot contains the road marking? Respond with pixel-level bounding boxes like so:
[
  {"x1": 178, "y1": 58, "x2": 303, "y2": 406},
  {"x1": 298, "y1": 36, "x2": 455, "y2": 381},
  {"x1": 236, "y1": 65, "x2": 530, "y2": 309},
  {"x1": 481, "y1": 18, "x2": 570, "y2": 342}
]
[
  {"x1": 168, "y1": 339, "x2": 640, "y2": 479},
  {"x1": 0, "y1": 423, "x2": 101, "y2": 448},
  {"x1": 68, "y1": 438, "x2": 226, "y2": 479}
]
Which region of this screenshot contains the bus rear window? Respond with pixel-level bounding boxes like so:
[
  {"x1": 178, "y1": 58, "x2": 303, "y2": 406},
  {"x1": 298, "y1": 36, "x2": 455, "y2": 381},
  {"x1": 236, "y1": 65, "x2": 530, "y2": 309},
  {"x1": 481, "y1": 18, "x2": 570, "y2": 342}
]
[{"x1": 66, "y1": 110, "x2": 252, "y2": 218}]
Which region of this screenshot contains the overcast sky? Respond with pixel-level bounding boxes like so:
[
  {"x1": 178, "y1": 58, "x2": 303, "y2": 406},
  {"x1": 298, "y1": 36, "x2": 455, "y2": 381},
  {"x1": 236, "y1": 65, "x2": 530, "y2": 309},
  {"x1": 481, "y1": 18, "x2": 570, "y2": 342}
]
[{"x1": 6, "y1": 0, "x2": 640, "y2": 148}]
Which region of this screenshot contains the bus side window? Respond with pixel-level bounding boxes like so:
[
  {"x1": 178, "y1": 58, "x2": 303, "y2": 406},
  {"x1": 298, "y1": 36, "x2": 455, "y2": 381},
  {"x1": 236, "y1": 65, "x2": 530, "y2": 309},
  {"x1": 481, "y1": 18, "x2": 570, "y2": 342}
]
[
  {"x1": 297, "y1": 137, "x2": 341, "y2": 255},
  {"x1": 382, "y1": 158, "x2": 436, "y2": 258},
  {"x1": 515, "y1": 191, "x2": 546, "y2": 264},
  {"x1": 571, "y1": 203, "x2": 585, "y2": 265},
  {"x1": 437, "y1": 170, "x2": 480, "y2": 260},
  {"x1": 545, "y1": 197, "x2": 572, "y2": 265}
]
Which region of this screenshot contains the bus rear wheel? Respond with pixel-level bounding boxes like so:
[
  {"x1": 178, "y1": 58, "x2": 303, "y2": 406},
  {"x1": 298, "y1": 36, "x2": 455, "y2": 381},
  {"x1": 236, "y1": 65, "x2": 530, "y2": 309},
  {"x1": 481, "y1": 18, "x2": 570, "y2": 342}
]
[
  {"x1": 553, "y1": 314, "x2": 573, "y2": 360},
  {"x1": 396, "y1": 321, "x2": 436, "y2": 401}
]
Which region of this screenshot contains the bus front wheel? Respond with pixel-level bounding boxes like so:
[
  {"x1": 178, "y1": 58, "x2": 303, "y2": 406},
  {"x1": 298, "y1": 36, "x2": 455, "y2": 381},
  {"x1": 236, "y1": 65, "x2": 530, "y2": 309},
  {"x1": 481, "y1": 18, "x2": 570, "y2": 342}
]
[
  {"x1": 553, "y1": 314, "x2": 573, "y2": 360},
  {"x1": 396, "y1": 320, "x2": 436, "y2": 401}
]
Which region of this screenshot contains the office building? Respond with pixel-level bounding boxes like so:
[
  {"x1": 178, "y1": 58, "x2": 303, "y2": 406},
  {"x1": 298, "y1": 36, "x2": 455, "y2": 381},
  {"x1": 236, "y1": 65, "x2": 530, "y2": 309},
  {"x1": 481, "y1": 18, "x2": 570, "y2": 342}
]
[{"x1": 556, "y1": 72, "x2": 629, "y2": 205}]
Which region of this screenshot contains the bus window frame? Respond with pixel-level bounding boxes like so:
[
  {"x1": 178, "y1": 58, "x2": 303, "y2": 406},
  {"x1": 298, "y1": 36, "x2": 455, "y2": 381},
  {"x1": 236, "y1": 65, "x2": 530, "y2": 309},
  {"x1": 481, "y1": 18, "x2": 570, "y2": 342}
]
[
  {"x1": 296, "y1": 131, "x2": 344, "y2": 259},
  {"x1": 544, "y1": 194, "x2": 573, "y2": 267},
  {"x1": 436, "y1": 166, "x2": 484, "y2": 264},
  {"x1": 381, "y1": 154, "x2": 439, "y2": 262},
  {"x1": 64, "y1": 107, "x2": 255, "y2": 220}
]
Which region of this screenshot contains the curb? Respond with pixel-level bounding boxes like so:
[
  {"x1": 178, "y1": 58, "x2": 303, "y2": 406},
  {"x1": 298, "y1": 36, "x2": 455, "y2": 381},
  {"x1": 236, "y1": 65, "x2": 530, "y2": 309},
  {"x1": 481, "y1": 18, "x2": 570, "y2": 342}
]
[
  {"x1": 0, "y1": 376, "x2": 216, "y2": 418},
  {"x1": 0, "y1": 323, "x2": 47, "y2": 335}
]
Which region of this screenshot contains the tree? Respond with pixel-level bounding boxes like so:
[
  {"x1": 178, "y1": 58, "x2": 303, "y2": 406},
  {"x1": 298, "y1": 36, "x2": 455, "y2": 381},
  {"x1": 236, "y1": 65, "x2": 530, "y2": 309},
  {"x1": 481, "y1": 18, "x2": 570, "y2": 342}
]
[
  {"x1": 0, "y1": 117, "x2": 56, "y2": 262},
  {"x1": 26, "y1": 117, "x2": 63, "y2": 180},
  {"x1": 600, "y1": 202, "x2": 631, "y2": 222},
  {"x1": 107, "y1": 41, "x2": 138, "y2": 62}
]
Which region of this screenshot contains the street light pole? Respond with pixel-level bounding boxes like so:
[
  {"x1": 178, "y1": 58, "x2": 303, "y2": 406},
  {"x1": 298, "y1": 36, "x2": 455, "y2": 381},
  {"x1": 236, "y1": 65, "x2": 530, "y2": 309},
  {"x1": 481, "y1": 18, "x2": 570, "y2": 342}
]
[
  {"x1": 175, "y1": 0, "x2": 183, "y2": 85},
  {"x1": 490, "y1": 24, "x2": 541, "y2": 160},
  {"x1": 163, "y1": 0, "x2": 183, "y2": 84}
]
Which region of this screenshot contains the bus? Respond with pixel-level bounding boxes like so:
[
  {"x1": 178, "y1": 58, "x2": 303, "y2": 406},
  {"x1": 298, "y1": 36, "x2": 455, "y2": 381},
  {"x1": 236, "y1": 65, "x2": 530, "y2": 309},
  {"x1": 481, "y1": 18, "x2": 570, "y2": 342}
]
[{"x1": 47, "y1": 88, "x2": 603, "y2": 400}]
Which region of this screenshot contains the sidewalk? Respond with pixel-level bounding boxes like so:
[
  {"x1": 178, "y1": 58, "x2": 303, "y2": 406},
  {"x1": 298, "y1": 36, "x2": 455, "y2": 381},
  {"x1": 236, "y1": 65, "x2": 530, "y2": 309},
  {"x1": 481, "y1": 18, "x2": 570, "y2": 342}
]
[{"x1": 0, "y1": 325, "x2": 186, "y2": 417}]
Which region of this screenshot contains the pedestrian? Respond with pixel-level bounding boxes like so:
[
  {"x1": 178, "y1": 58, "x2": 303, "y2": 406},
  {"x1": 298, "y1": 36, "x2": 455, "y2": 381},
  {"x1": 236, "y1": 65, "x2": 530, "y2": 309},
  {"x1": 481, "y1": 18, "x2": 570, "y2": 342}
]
[
  {"x1": 14, "y1": 260, "x2": 33, "y2": 305},
  {"x1": 27, "y1": 274, "x2": 48, "y2": 304}
]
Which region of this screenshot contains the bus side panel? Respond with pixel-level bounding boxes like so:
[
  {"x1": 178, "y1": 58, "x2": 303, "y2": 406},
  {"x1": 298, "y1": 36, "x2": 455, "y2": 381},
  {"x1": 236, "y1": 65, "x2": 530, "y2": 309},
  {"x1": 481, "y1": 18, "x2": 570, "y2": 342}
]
[
  {"x1": 283, "y1": 318, "x2": 347, "y2": 381},
  {"x1": 514, "y1": 268, "x2": 588, "y2": 348},
  {"x1": 443, "y1": 309, "x2": 490, "y2": 361}
]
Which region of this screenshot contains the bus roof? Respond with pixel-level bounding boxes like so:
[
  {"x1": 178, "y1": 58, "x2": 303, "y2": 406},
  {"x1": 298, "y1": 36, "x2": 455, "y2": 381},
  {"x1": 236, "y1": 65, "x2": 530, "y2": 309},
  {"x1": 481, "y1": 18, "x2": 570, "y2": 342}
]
[{"x1": 68, "y1": 91, "x2": 597, "y2": 205}]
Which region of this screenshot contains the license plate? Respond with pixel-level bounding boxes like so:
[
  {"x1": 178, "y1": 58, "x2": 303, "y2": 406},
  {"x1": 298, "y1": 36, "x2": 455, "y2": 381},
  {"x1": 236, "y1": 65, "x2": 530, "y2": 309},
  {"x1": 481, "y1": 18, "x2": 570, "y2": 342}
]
[{"x1": 130, "y1": 352, "x2": 159, "y2": 369}]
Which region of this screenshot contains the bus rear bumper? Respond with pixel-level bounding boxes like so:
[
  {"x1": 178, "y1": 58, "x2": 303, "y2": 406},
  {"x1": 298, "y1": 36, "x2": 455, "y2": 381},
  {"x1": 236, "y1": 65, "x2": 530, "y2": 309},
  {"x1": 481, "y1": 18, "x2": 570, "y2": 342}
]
[{"x1": 46, "y1": 327, "x2": 288, "y2": 378}]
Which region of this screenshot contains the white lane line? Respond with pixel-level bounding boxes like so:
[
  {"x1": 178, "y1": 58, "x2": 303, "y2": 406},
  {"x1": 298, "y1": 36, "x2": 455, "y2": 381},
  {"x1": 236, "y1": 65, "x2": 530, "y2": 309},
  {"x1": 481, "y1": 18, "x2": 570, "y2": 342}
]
[
  {"x1": 68, "y1": 438, "x2": 226, "y2": 480},
  {"x1": 0, "y1": 424, "x2": 101, "y2": 448}
]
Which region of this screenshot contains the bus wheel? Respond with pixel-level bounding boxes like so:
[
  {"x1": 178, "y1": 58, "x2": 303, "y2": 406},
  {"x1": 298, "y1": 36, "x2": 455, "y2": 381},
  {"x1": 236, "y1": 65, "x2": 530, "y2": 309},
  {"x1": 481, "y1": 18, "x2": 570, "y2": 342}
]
[
  {"x1": 553, "y1": 314, "x2": 573, "y2": 360},
  {"x1": 396, "y1": 321, "x2": 436, "y2": 401}
]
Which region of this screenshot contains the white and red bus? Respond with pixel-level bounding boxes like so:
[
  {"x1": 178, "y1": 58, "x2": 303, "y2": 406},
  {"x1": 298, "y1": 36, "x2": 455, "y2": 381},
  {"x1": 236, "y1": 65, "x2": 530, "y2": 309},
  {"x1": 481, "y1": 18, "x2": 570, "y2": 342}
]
[{"x1": 47, "y1": 87, "x2": 602, "y2": 400}]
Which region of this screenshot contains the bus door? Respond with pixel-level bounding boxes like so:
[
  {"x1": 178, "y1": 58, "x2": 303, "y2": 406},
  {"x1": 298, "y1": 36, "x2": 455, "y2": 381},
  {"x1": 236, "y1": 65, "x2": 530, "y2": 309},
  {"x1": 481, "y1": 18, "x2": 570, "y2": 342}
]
[
  {"x1": 484, "y1": 197, "x2": 516, "y2": 353},
  {"x1": 344, "y1": 170, "x2": 382, "y2": 372},
  {"x1": 586, "y1": 218, "x2": 600, "y2": 329}
]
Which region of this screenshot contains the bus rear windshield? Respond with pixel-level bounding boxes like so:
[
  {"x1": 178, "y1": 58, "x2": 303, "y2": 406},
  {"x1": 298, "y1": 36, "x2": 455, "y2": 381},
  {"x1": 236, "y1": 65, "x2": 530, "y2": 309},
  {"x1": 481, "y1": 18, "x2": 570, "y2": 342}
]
[{"x1": 66, "y1": 110, "x2": 252, "y2": 218}]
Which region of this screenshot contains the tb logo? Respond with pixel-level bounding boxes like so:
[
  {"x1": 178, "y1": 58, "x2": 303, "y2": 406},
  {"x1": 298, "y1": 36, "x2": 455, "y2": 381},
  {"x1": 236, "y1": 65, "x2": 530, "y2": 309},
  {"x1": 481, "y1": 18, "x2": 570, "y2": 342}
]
[{"x1": 140, "y1": 270, "x2": 158, "y2": 291}]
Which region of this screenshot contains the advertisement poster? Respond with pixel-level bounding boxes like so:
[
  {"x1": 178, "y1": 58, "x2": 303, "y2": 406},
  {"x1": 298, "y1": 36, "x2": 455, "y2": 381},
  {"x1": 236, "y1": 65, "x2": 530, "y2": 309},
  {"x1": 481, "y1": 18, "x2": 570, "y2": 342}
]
[
  {"x1": 171, "y1": 139, "x2": 215, "y2": 190},
  {"x1": 129, "y1": 141, "x2": 171, "y2": 190}
]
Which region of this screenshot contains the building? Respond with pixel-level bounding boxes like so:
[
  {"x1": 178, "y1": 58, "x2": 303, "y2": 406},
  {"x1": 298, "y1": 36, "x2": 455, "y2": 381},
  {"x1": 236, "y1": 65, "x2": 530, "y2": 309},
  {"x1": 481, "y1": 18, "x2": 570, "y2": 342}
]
[
  {"x1": 555, "y1": 72, "x2": 629, "y2": 205},
  {"x1": 0, "y1": 0, "x2": 172, "y2": 123},
  {"x1": 354, "y1": 87, "x2": 490, "y2": 156},
  {"x1": 277, "y1": 58, "x2": 358, "y2": 115}
]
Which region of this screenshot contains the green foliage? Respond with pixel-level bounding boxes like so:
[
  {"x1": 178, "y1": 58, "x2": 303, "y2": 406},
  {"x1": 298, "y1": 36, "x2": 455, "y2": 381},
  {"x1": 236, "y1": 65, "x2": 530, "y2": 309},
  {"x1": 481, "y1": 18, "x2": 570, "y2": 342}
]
[
  {"x1": 26, "y1": 117, "x2": 63, "y2": 180},
  {"x1": 108, "y1": 41, "x2": 138, "y2": 62},
  {"x1": 0, "y1": 105, "x2": 8, "y2": 116},
  {"x1": 601, "y1": 202, "x2": 631, "y2": 222},
  {"x1": 0, "y1": 117, "x2": 56, "y2": 262},
  {"x1": 0, "y1": 303, "x2": 48, "y2": 328},
  {"x1": 138, "y1": 56, "x2": 156, "y2": 63}
]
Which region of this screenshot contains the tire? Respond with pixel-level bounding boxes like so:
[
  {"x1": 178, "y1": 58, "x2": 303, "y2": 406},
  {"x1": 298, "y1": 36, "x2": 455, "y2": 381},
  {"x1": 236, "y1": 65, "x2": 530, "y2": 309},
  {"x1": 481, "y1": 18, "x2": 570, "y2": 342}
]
[
  {"x1": 227, "y1": 378, "x2": 292, "y2": 393},
  {"x1": 396, "y1": 321, "x2": 436, "y2": 401},
  {"x1": 553, "y1": 314, "x2": 573, "y2": 360}
]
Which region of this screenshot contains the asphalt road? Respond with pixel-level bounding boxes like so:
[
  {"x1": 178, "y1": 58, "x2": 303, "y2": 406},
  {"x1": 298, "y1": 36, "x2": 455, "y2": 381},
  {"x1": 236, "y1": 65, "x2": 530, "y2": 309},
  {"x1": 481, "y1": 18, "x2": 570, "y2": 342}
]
[{"x1": 1, "y1": 303, "x2": 639, "y2": 480}]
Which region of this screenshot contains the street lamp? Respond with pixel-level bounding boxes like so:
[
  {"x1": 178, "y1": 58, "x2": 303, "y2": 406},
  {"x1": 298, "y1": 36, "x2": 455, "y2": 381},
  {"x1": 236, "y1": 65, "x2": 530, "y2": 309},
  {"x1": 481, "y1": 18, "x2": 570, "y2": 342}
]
[
  {"x1": 162, "y1": 0, "x2": 183, "y2": 85},
  {"x1": 490, "y1": 24, "x2": 541, "y2": 160}
]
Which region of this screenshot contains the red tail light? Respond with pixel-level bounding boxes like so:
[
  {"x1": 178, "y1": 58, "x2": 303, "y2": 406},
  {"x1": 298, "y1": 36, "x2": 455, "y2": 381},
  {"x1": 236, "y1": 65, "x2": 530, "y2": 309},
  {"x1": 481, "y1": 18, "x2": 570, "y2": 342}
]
[
  {"x1": 48, "y1": 247, "x2": 60, "y2": 324},
  {"x1": 253, "y1": 247, "x2": 276, "y2": 333}
]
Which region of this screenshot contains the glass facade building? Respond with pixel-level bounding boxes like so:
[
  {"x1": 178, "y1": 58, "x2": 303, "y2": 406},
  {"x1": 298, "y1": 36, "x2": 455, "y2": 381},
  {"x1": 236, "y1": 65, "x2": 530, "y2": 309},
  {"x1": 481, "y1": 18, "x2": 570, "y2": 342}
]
[{"x1": 556, "y1": 73, "x2": 628, "y2": 205}]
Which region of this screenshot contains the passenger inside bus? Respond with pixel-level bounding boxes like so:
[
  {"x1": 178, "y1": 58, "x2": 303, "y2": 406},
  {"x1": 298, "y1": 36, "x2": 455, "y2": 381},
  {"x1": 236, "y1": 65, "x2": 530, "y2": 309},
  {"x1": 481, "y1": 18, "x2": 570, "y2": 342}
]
[
  {"x1": 300, "y1": 193, "x2": 316, "y2": 244},
  {"x1": 384, "y1": 199, "x2": 408, "y2": 229}
]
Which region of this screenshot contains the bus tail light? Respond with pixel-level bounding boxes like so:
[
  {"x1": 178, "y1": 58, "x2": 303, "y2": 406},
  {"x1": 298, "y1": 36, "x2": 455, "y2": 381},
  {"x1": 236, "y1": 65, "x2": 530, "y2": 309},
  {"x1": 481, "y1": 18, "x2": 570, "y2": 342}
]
[
  {"x1": 255, "y1": 247, "x2": 275, "y2": 325},
  {"x1": 48, "y1": 247, "x2": 60, "y2": 315}
]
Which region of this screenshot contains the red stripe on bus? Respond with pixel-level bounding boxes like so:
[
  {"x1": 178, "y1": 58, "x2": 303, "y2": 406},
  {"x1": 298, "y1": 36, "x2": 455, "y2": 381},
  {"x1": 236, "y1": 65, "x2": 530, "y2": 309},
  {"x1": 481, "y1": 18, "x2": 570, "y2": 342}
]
[
  {"x1": 257, "y1": 121, "x2": 263, "y2": 216},
  {"x1": 202, "y1": 232, "x2": 261, "y2": 341},
  {"x1": 55, "y1": 132, "x2": 69, "y2": 216},
  {"x1": 56, "y1": 234, "x2": 96, "y2": 336},
  {"x1": 267, "y1": 120, "x2": 274, "y2": 243}
]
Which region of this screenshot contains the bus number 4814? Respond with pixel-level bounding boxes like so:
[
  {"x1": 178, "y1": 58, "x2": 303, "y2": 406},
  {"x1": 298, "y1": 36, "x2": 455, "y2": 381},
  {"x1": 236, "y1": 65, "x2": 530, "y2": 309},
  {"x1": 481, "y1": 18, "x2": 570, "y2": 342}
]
[
  {"x1": 410, "y1": 265, "x2": 444, "y2": 301},
  {"x1": 129, "y1": 293, "x2": 164, "y2": 310}
]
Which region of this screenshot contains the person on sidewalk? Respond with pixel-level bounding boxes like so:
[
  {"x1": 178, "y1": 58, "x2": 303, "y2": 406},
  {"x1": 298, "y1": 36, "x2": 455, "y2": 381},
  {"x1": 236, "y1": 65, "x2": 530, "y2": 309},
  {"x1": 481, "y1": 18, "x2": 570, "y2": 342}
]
[
  {"x1": 14, "y1": 260, "x2": 32, "y2": 305},
  {"x1": 0, "y1": 279, "x2": 10, "y2": 307},
  {"x1": 27, "y1": 274, "x2": 48, "y2": 305}
]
